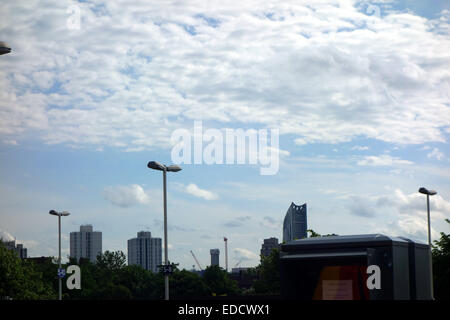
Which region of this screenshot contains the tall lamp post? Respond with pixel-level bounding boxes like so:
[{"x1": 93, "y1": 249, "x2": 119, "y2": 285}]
[
  {"x1": 49, "y1": 210, "x2": 70, "y2": 300},
  {"x1": 147, "y1": 161, "x2": 182, "y2": 300},
  {"x1": 418, "y1": 187, "x2": 437, "y2": 300}
]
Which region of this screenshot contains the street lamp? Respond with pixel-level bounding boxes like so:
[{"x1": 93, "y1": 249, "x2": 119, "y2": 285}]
[
  {"x1": 418, "y1": 187, "x2": 437, "y2": 246},
  {"x1": 147, "y1": 161, "x2": 182, "y2": 301},
  {"x1": 418, "y1": 187, "x2": 437, "y2": 300},
  {"x1": 0, "y1": 41, "x2": 11, "y2": 55},
  {"x1": 49, "y1": 210, "x2": 70, "y2": 300}
]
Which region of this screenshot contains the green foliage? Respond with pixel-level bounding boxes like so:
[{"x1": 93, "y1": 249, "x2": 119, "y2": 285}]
[
  {"x1": 251, "y1": 248, "x2": 280, "y2": 294},
  {"x1": 307, "y1": 229, "x2": 338, "y2": 237},
  {"x1": 96, "y1": 250, "x2": 127, "y2": 271},
  {"x1": 0, "y1": 242, "x2": 55, "y2": 300},
  {"x1": 202, "y1": 265, "x2": 240, "y2": 296},
  {"x1": 170, "y1": 269, "x2": 210, "y2": 298},
  {"x1": 432, "y1": 219, "x2": 450, "y2": 300}
]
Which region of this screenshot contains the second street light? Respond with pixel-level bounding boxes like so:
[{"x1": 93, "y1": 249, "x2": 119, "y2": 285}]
[
  {"x1": 49, "y1": 209, "x2": 70, "y2": 301},
  {"x1": 418, "y1": 187, "x2": 437, "y2": 300},
  {"x1": 147, "y1": 161, "x2": 182, "y2": 301}
]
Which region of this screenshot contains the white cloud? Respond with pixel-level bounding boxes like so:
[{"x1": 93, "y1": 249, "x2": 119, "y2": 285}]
[
  {"x1": 0, "y1": 229, "x2": 15, "y2": 241},
  {"x1": 348, "y1": 196, "x2": 377, "y2": 217},
  {"x1": 351, "y1": 145, "x2": 369, "y2": 151},
  {"x1": 357, "y1": 155, "x2": 413, "y2": 166},
  {"x1": 259, "y1": 216, "x2": 281, "y2": 230},
  {"x1": 372, "y1": 189, "x2": 449, "y2": 241},
  {"x1": 233, "y1": 248, "x2": 258, "y2": 261},
  {"x1": 2, "y1": 139, "x2": 18, "y2": 145},
  {"x1": 184, "y1": 183, "x2": 218, "y2": 200},
  {"x1": 427, "y1": 148, "x2": 444, "y2": 161},
  {"x1": 103, "y1": 184, "x2": 150, "y2": 207},
  {"x1": 0, "y1": 1, "x2": 448, "y2": 149}
]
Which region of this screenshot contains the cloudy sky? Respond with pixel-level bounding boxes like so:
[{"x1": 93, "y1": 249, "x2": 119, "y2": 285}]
[{"x1": 0, "y1": 0, "x2": 449, "y2": 269}]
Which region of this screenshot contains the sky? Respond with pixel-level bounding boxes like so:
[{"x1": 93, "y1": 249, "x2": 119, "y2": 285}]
[{"x1": 0, "y1": 0, "x2": 449, "y2": 270}]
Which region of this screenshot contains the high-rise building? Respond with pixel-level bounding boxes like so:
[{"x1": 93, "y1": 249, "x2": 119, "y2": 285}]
[
  {"x1": 127, "y1": 231, "x2": 162, "y2": 273},
  {"x1": 260, "y1": 237, "x2": 279, "y2": 257},
  {"x1": 283, "y1": 202, "x2": 307, "y2": 243},
  {"x1": 70, "y1": 225, "x2": 102, "y2": 263},
  {"x1": 210, "y1": 249, "x2": 220, "y2": 267},
  {"x1": 2, "y1": 240, "x2": 27, "y2": 259}
]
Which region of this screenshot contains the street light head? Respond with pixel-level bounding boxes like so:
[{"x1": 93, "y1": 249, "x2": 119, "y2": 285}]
[
  {"x1": 0, "y1": 41, "x2": 11, "y2": 55},
  {"x1": 49, "y1": 210, "x2": 70, "y2": 216},
  {"x1": 166, "y1": 164, "x2": 182, "y2": 172},
  {"x1": 147, "y1": 161, "x2": 166, "y2": 171},
  {"x1": 419, "y1": 187, "x2": 437, "y2": 196}
]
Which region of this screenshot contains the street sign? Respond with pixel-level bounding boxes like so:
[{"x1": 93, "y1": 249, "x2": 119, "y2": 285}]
[
  {"x1": 57, "y1": 268, "x2": 66, "y2": 278},
  {"x1": 158, "y1": 263, "x2": 177, "y2": 276}
]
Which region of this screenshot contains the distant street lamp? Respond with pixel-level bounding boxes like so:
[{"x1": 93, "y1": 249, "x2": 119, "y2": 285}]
[
  {"x1": 147, "y1": 161, "x2": 182, "y2": 301},
  {"x1": 49, "y1": 210, "x2": 70, "y2": 300},
  {"x1": 418, "y1": 187, "x2": 437, "y2": 300},
  {"x1": 0, "y1": 42, "x2": 11, "y2": 55},
  {"x1": 418, "y1": 187, "x2": 437, "y2": 246}
]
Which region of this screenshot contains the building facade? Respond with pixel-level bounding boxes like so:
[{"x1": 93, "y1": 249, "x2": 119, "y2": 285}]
[
  {"x1": 3, "y1": 240, "x2": 27, "y2": 258},
  {"x1": 70, "y1": 225, "x2": 102, "y2": 263},
  {"x1": 260, "y1": 237, "x2": 279, "y2": 257},
  {"x1": 283, "y1": 202, "x2": 307, "y2": 243},
  {"x1": 127, "y1": 231, "x2": 162, "y2": 273},
  {"x1": 210, "y1": 249, "x2": 220, "y2": 267}
]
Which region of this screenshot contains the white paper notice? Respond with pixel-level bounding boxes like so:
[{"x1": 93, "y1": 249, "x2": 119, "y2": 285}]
[{"x1": 322, "y1": 280, "x2": 353, "y2": 300}]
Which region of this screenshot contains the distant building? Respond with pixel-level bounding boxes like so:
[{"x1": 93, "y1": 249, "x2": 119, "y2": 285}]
[
  {"x1": 2, "y1": 240, "x2": 27, "y2": 258},
  {"x1": 260, "y1": 237, "x2": 279, "y2": 258},
  {"x1": 70, "y1": 225, "x2": 102, "y2": 263},
  {"x1": 231, "y1": 267, "x2": 251, "y2": 274},
  {"x1": 210, "y1": 249, "x2": 220, "y2": 267},
  {"x1": 127, "y1": 231, "x2": 162, "y2": 273},
  {"x1": 283, "y1": 202, "x2": 307, "y2": 243}
]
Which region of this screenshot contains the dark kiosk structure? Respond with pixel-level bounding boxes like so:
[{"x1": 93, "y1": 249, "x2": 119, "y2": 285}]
[{"x1": 280, "y1": 234, "x2": 432, "y2": 300}]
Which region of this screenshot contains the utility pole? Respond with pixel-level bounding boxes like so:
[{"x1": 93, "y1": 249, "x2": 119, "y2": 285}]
[{"x1": 224, "y1": 237, "x2": 228, "y2": 272}]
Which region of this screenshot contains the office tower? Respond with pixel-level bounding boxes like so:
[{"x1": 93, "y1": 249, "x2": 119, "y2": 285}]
[
  {"x1": 70, "y1": 225, "x2": 102, "y2": 263},
  {"x1": 2, "y1": 240, "x2": 27, "y2": 258},
  {"x1": 210, "y1": 249, "x2": 220, "y2": 267},
  {"x1": 127, "y1": 231, "x2": 162, "y2": 273},
  {"x1": 260, "y1": 237, "x2": 279, "y2": 257},
  {"x1": 283, "y1": 202, "x2": 307, "y2": 243}
]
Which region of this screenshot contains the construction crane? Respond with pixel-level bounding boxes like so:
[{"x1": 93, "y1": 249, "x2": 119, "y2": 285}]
[
  {"x1": 190, "y1": 250, "x2": 203, "y2": 271},
  {"x1": 224, "y1": 237, "x2": 228, "y2": 272},
  {"x1": 234, "y1": 259, "x2": 242, "y2": 268}
]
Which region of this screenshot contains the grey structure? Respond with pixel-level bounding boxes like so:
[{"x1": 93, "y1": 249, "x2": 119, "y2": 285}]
[
  {"x1": 261, "y1": 237, "x2": 279, "y2": 258},
  {"x1": 283, "y1": 202, "x2": 307, "y2": 243},
  {"x1": 280, "y1": 234, "x2": 432, "y2": 300},
  {"x1": 70, "y1": 225, "x2": 102, "y2": 263},
  {"x1": 210, "y1": 249, "x2": 220, "y2": 267},
  {"x1": 3, "y1": 240, "x2": 27, "y2": 258},
  {"x1": 127, "y1": 231, "x2": 162, "y2": 273}
]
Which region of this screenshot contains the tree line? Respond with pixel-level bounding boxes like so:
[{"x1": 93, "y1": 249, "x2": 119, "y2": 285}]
[{"x1": 1, "y1": 221, "x2": 449, "y2": 299}]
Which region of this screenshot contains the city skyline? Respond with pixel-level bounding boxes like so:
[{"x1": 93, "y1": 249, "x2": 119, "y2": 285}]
[{"x1": 1, "y1": 0, "x2": 450, "y2": 271}]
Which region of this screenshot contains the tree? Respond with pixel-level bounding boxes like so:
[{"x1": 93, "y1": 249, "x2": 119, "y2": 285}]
[
  {"x1": 0, "y1": 242, "x2": 55, "y2": 299},
  {"x1": 203, "y1": 265, "x2": 240, "y2": 296},
  {"x1": 96, "y1": 251, "x2": 126, "y2": 271},
  {"x1": 307, "y1": 229, "x2": 338, "y2": 237},
  {"x1": 252, "y1": 248, "x2": 280, "y2": 295},
  {"x1": 169, "y1": 269, "x2": 210, "y2": 299},
  {"x1": 118, "y1": 265, "x2": 163, "y2": 299},
  {"x1": 432, "y1": 219, "x2": 450, "y2": 300}
]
